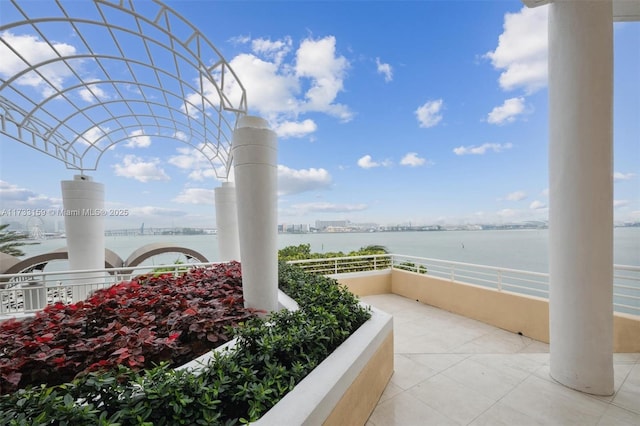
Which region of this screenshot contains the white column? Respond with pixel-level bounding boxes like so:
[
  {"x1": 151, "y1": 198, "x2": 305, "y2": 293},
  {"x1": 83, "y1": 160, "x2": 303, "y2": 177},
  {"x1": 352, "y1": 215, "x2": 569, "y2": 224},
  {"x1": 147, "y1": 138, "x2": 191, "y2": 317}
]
[
  {"x1": 232, "y1": 116, "x2": 278, "y2": 312},
  {"x1": 61, "y1": 175, "x2": 105, "y2": 301},
  {"x1": 214, "y1": 181, "x2": 241, "y2": 261},
  {"x1": 548, "y1": 0, "x2": 614, "y2": 396}
]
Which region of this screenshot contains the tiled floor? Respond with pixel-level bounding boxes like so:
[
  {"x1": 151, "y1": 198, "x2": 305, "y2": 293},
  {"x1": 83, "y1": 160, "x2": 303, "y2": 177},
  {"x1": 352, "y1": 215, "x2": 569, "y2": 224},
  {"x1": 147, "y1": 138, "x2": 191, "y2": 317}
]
[{"x1": 361, "y1": 294, "x2": 640, "y2": 426}]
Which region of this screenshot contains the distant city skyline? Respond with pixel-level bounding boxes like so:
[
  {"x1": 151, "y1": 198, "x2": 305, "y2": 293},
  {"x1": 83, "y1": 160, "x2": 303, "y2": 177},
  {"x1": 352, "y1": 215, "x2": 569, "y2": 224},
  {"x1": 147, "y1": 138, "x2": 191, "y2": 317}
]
[{"x1": 1, "y1": 1, "x2": 638, "y2": 231}]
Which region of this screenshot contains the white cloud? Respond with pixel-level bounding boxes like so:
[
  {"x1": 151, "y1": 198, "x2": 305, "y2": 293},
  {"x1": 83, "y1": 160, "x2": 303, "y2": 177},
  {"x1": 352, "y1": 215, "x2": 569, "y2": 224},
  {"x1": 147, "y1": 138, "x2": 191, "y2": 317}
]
[
  {"x1": 291, "y1": 202, "x2": 368, "y2": 214},
  {"x1": 173, "y1": 131, "x2": 189, "y2": 142},
  {"x1": 485, "y1": 6, "x2": 548, "y2": 93},
  {"x1": 201, "y1": 35, "x2": 353, "y2": 132},
  {"x1": 415, "y1": 99, "x2": 443, "y2": 128},
  {"x1": 296, "y1": 36, "x2": 352, "y2": 121},
  {"x1": 80, "y1": 126, "x2": 109, "y2": 146},
  {"x1": 79, "y1": 82, "x2": 110, "y2": 103},
  {"x1": 614, "y1": 200, "x2": 630, "y2": 208},
  {"x1": 113, "y1": 155, "x2": 169, "y2": 182},
  {"x1": 129, "y1": 206, "x2": 186, "y2": 217},
  {"x1": 180, "y1": 79, "x2": 227, "y2": 118},
  {"x1": 530, "y1": 200, "x2": 547, "y2": 210},
  {"x1": 504, "y1": 191, "x2": 527, "y2": 201},
  {"x1": 229, "y1": 35, "x2": 251, "y2": 45},
  {"x1": 228, "y1": 52, "x2": 300, "y2": 118},
  {"x1": 274, "y1": 119, "x2": 318, "y2": 139},
  {"x1": 400, "y1": 152, "x2": 429, "y2": 167},
  {"x1": 0, "y1": 31, "x2": 77, "y2": 93},
  {"x1": 357, "y1": 155, "x2": 377, "y2": 169},
  {"x1": 168, "y1": 146, "x2": 226, "y2": 181},
  {"x1": 251, "y1": 37, "x2": 292, "y2": 65},
  {"x1": 187, "y1": 169, "x2": 219, "y2": 181},
  {"x1": 614, "y1": 172, "x2": 636, "y2": 181},
  {"x1": 541, "y1": 188, "x2": 549, "y2": 197},
  {"x1": 278, "y1": 165, "x2": 332, "y2": 195},
  {"x1": 376, "y1": 57, "x2": 393, "y2": 82},
  {"x1": 0, "y1": 180, "x2": 60, "y2": 209},
  {"x1": 173, "y1": 188, "x2": 216, "y2": 205},
  {"x1": 169, "y1": 146, "x2": 210, "y2": 170},
  {"x1": 487, "y1": 97, "x2": 526, "y2": 125},
  {"x1": 453, "y1": 142, "x2": 513, "y2": 155},
  {"x1": 357, "y1": 155, "x2": 392, "y2": 169},
  {"x1": 124, "y1": 129, "x2": 152, "y2": 148}
]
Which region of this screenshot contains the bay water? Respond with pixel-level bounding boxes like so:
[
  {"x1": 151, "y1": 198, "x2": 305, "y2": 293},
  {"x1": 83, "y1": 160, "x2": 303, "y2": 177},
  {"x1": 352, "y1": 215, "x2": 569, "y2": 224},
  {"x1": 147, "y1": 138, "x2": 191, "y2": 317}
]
[{"x1": 18, "y1": 227, "x2": 640, "y2": 273}]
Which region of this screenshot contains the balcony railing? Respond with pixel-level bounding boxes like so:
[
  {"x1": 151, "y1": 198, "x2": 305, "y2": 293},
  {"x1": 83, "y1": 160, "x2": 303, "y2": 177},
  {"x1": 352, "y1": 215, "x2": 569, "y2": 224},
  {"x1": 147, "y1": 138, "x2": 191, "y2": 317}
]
[
  {"x1": 0, "y1": 261, "x2": 220, "y2": 317},
  {"x1": 288, "y1": 254, "x2": 640, "y2": 316},
  {"x1": 1, "y1": 255, "x2": 638, "y2": 318}
]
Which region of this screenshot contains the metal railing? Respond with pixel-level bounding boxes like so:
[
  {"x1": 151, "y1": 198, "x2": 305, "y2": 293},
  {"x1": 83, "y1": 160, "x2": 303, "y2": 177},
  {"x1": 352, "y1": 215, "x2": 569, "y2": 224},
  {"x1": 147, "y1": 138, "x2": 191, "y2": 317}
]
[
  {"x1": 390, "y1": 254, "x2": 550, "y2": 297},
  {"x1": 289, "y1": 254, "x2": 640, "y2": 316},
  {"x1": 1, "y1": 255, "x2": 638, "y2": 318},
  {"x1": 287, "y1": 254, "x2": 391, "y2": 275},
  {"x1": 613, "y1": 264, "x2": 640, "y2": 316}
]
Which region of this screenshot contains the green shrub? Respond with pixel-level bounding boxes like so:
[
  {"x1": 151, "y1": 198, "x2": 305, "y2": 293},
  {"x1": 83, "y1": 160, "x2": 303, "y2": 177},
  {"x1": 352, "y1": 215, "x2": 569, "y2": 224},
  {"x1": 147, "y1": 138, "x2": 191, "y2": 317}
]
[
  {"x1": 277, "y1": 243, "x2": 389, "y2": 262},
  {"x1": 279, "y1": 243, "x2": 392, "y2": 273},
  {"x1": 395, "y1": 261, "x2": 428, "y2": 274},
  {"x1": 0, "y1": 263, "x2": 371, "y2": 425}
]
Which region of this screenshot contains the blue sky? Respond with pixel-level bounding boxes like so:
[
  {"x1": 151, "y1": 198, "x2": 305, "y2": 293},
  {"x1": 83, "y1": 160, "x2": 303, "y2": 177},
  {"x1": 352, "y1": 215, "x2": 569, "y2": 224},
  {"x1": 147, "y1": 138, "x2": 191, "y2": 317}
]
[{"x1": 0, "y1": 0, "x2": 638, "y2": 231}]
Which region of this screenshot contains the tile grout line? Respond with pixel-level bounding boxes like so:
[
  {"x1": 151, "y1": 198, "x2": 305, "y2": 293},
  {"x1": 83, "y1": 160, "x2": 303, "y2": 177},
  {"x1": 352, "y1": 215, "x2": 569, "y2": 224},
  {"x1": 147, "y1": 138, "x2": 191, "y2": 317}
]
[{"x1": 459, "y1": 359, "x2": 540, "y2": 425}]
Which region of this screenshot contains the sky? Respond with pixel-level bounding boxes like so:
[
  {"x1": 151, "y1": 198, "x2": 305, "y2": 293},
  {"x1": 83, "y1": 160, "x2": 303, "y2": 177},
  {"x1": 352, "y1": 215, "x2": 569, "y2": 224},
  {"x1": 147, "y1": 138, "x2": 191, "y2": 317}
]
[{"x1": 0, "y1": 0, "x2": 638, "y2": 231}]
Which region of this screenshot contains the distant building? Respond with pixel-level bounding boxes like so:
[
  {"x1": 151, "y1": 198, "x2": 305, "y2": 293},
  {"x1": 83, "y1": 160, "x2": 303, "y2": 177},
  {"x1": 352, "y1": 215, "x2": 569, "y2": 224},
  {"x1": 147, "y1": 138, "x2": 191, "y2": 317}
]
[
  {"x1": 315, "y1": 220, "x2": 350, "y2": 231},
  {"x1": 314, "y1": 220, "x2": 380, "y2": 232},
  {"x1": 279, "y1": 223, "x2": 310, "y2": 233}
]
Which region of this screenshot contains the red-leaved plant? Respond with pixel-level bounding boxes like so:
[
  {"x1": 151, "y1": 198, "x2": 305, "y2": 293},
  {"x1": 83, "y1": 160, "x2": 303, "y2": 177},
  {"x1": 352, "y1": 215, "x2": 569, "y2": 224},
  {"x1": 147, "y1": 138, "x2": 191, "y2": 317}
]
[{"x1": 0, "y1": 261, "x2": 258, "y2": 395}]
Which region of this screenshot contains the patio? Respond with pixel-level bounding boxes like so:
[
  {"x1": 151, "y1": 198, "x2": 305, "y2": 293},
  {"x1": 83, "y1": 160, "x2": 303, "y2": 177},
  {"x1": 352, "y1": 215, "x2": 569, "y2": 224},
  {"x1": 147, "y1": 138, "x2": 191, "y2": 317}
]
[{"x1": 363, "y1": 293, "x2": 640, "y2": 426}]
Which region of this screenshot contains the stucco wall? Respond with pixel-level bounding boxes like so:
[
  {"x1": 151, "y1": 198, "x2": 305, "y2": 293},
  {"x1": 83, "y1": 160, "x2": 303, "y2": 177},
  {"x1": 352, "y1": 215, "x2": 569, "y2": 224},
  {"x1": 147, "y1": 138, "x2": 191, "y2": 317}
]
[
  {"x1": 323, "y1": 332, "x2": 394, "y2": 426},
  {"x1": 391, "y1": 269, "x2": 550, "y2": 343},
  {"x1": 332, "y1": 270, "x2": 392, "y2": 296},
  {"x1": 614, "y1": 314, "x2": 640, "y2": 352},
  {"x1": 337, "y1": 269, "x2": 640, "y2": 353}
]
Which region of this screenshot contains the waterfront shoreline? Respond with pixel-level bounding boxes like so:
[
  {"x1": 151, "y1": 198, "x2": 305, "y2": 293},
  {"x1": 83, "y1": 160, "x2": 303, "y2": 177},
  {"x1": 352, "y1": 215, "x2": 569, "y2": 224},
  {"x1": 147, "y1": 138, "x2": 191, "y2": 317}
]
[{"x1": 15, "y1": 228, "x2": 639, "y2": 274}]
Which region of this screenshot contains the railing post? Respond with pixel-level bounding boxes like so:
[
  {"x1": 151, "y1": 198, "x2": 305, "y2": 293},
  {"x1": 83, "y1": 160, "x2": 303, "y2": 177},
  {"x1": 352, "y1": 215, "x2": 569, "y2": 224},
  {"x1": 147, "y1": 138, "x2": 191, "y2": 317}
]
[{"x1": 497, "y1": 271, "x2": 503, "y2": 291}]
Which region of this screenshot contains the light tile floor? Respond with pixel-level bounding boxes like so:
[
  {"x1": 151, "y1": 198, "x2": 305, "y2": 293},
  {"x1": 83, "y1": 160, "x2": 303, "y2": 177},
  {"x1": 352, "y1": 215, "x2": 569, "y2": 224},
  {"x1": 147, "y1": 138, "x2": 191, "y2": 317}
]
[{"x1": 362, "y1": 294, "x2": 640, "y2": 426}]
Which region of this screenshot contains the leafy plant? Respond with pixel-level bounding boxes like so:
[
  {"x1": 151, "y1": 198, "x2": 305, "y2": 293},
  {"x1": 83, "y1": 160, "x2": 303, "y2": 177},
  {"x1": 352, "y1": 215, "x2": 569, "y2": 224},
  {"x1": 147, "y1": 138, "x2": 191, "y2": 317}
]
[
  {"x1": 152, "y1": 258, "x2": 189, "y2": 276},
  {"x1": 278, "y1": 243, "x2": 392, "y2": 272},
  {"x1": 0, "y1": 261, "x2": 258, "y2": 394},
  {"x1": 395, "y1": 261, "x2": 428, "y2": 274},
  {"x1": 0, "y1": 224, "x2": 38, "y2": 256},
  {"x1": 0, "y1": 262, "x2": 371, "y2": 424}
]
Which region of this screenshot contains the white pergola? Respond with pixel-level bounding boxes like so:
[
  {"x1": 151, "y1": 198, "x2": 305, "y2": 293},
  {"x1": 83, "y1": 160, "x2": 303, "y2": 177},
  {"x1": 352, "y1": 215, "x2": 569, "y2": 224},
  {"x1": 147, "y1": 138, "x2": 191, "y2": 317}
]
[
  {"x1": 522, "y1": 0, "x2": 640, "y2": 396},
  {"x1": 0, "y1": 0, "x2": 246, "y2": 173},
  {"x1": 0, "y1": 0, "x2": 279, "y2": 311}
]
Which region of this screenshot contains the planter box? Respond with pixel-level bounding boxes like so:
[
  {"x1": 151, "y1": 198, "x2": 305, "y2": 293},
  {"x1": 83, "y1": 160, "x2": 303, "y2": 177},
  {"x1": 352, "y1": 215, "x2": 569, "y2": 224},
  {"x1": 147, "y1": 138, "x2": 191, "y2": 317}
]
[
  {"x1": 256, "y1": 305, "x2": 393, "y2": 425},
  {"x1": 178, "y1": 290, "x2": 394, "y2": 425}
]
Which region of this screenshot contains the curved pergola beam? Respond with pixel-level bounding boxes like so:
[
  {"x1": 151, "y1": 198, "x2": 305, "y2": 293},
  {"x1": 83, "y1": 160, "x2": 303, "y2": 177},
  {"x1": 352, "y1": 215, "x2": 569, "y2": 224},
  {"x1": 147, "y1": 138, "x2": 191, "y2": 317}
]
[
  {"x1": 0, "y1": 248, "x2": 125, "y2": 287},
  {"x1": 0, "y1": 0, "x2": 246, "y2": 177},
  {"x1": 124, "y1": 242, "x2": 208, "y2": 269}
]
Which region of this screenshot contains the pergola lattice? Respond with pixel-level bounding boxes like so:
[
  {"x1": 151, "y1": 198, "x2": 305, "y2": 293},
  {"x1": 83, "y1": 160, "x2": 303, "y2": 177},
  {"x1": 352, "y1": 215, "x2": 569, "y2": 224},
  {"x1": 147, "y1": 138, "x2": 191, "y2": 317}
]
[{"x1": 0, "y1": 0, "x2": 247, "y2": 179}]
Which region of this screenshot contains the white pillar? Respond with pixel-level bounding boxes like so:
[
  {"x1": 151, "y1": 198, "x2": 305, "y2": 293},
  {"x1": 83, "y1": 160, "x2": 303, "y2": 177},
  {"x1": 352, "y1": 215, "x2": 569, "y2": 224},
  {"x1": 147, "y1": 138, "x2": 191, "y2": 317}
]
[
  {"x1": 61, "y1": 175, "x2": 105, "y2": 301},
  {"x1": 214, "y1": 181, "x2": 241, "y2": 261},
  {"x1": 548, "y1": 0, "x2": 614, "y2": 396},
  {"x1": 232, "y1": 116, "x2": 278, "y2": 312}
]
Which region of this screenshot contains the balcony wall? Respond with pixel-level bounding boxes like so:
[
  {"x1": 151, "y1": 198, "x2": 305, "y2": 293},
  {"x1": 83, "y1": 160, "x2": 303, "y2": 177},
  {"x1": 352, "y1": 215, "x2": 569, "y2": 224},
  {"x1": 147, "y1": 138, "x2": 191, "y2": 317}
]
[{"x1": 335, "y1": 269, "x2": 640, "y2": 353}]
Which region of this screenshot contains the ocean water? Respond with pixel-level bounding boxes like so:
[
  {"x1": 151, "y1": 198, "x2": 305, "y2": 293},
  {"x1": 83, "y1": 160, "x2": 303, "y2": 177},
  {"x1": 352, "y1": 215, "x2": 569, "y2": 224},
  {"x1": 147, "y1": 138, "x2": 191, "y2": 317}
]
[{"x1": 16, "y1": 227, "x2": 640, "y2": 273}]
